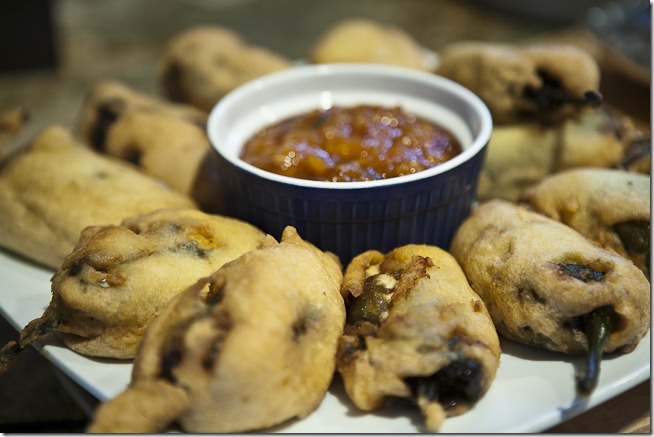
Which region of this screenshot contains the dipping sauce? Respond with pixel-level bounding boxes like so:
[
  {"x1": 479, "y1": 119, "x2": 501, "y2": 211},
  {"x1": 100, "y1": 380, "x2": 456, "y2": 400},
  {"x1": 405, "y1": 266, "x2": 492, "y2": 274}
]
[{"x1": 240, "y1": 104, "x2": 462, "y2": 182}]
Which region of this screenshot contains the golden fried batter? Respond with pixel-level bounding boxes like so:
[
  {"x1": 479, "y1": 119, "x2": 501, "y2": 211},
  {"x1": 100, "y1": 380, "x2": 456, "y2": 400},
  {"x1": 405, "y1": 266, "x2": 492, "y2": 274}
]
[
  {"x1": 0, "y1": 106, "x2": 29, "y2": 160},
  {"x1": 478, "y1": 108, "x2": 633, "y2": 201},
  {"x1": 311, "y1": 18, "x2": 436, "y2": 71},
  {"x1": 0, "y1": 208, "x2": 266, "y2": 367},
  {"x1": 87, "y1": 227, "x2": 345, "y2": 433},
  {"x1": 159, "y1": 25, "x2": 293, "y2": 112},
  {"x1": 337, "y1": 245, "x2": 500, "y2": 432},
  {"x1": 0, "y1": 125, "x2": 196, "y2": 269},
  {"x1": 477, "y1": 122, "x2": 558, "y2": 201},
  {"x1": 76, "y1": 80, "x2": 222, "y2": 211},
  {"x1": 523, "y1": 168, "x2": 650, "y2": 277},
  {"x1": 450, "y1": 200, "x2": 650, "y2": 356},
  {"x1": 437, "y1": 41, "x2": 601, "y2": 124}
]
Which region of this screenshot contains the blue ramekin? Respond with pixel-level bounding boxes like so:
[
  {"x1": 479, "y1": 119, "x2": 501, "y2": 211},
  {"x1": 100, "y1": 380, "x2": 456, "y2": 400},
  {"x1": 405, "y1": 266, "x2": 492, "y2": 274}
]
[{"x1": 207, "y1": 64, "x2": 492, "y2": 264}]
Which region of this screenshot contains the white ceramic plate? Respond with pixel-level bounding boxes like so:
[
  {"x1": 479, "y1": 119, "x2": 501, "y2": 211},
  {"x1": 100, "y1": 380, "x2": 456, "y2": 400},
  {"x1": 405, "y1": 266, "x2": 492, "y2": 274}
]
[{"x1": 0, "y1": 248, "x2": 649, "y2": 433}]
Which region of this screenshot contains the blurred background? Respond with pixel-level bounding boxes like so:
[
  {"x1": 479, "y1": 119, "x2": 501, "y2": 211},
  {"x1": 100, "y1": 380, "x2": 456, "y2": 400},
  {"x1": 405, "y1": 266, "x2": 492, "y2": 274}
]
[
  {"x1": 0, "y1": 0, "x2": 650, "y2": 432},
  {"x1": 0, "y1": 0, "x2": 650, "y2": 136}
]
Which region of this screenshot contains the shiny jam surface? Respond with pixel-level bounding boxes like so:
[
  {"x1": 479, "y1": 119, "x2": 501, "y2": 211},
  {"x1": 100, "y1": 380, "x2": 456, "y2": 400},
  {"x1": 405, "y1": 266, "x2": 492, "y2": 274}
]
[{"x1": 240, "y1": 104, "x2": 462, "y2": 182}]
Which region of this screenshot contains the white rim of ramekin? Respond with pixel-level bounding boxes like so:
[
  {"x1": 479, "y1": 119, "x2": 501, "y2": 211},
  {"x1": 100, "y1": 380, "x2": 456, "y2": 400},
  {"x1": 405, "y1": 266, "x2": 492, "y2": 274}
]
[{"x1": 207, "y1": 63, "x2": 493, "y2": 190}]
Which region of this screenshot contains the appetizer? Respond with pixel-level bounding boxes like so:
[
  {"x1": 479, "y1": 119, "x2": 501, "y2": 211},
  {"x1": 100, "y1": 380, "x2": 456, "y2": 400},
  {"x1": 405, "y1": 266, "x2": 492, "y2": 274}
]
[
  {"x1": 450, "y1": 200, "x2": 650, "y2": 394},
  {"x1": 0, "y1": 208, "x2": 266, "y2": 371},
  {"x1": 0, "y1": 105, "x2": 29, "y2": 159},
  {"x1": 0, "y1": 125, "x2": 196, "y2": 270},
  {"x1": 159, "y1": 25, "x2": 293, "y2": 112},
  {"x1": 436, "y1": 41, "x2": 602, "y2": 124},
  {"x1": 76, "y1": 80, "x2": 222, "y2": 211},
  {"x1": 523, "y1": 168, "x2": 650, "y2": 277},
  {"x1": 311, "y1": 18, "x2": 436, "y2": 71},
  {"x1": 618, "y1": 131, "x2": 651, "y2": 175},
  {"x1": 477, "y1": 108, "x2": 636, "y2": 201},
  {"x1": 337, "y1": 245, "x2": 500, "y2": 431},
  {"x1": 86, "y1": 227, "x2": 345, "y2": 433}
]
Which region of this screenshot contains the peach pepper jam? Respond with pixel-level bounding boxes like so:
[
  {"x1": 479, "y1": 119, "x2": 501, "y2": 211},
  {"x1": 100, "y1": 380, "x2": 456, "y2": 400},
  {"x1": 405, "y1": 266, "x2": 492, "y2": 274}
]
[{"x1": 240, "y1": 104, "x2": 462, "y2": 182}]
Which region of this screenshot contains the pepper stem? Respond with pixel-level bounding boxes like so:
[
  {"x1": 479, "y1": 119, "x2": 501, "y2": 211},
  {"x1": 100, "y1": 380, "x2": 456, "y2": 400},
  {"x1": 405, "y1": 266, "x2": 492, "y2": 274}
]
[
  {"x1": 0, "y1": 312, "x2": 54, "y2": 376},
  {"x1": 576, "y1": 305, "x2": 617, "y2": 395},
  {"x1": 0, "y1": 340, "x2": 22, "y2": 374}
]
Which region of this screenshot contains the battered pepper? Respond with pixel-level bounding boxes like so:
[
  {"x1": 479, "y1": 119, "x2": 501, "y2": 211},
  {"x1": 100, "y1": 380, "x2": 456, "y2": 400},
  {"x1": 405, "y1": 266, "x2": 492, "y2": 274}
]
[
  {"x1": 522, "y1": 168, "x2": 650, "y2": 278},
  {"x1": 449, "y1": 200, "x2": 650, "y2": 394},
  {"x1": 87, "y1": 227, "x2": 345, "y2": 433},
  {"x1": 337, "y1": 245, "x2": 501, "y2": 431},
  {"x1": 0, "y1": 208, "x2": 266, "y2": 372},
  {"x1": 436, "y1": 41, "x2": 602, "y2": 125}
]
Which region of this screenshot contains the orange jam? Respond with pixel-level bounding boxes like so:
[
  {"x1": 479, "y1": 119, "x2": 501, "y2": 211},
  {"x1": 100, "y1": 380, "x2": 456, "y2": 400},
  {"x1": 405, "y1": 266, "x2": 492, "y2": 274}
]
[{"x1": 240, "y1": 104, "x2": 462, "y2": 182}]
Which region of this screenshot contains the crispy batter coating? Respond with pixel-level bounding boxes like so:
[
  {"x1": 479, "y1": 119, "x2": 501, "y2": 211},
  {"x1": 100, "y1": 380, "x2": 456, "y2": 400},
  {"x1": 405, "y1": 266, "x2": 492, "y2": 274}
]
[
  {"x1": 337, "y1": 245, "x2": 500, "y2": 432},
  {"x1": 311, "y1": 18, "x2": 436, "y2": 71},
  {"x1": 86, "y1": 380, "x2": 189, "y2": 433},
  {"x1": 523, "y1": 168, "x2": 650, "y2": 277},
  {"x1": 450, "y1": 200, "x2": 650, "y2": 355},
  {"x1": 0, "y1": 105, "x2": 29, "y2": 160},
  {"x1": 1, "y1": 208, "x2": 266, "y2": 365},
  {"x1": 76, "y1": 80, "x2": 222, "y2": 211},
  {"x1": 619, "y1": 133, "x2": 651, "y2": 174},
  {"x1": 0, "y1": 125, "x2": 196, "y2": 269},
  {"x1": 87, "y1": 227, "x2": 345, "y2": 433},
  {"x1": 437, "y1": 41, "x2": 601, "y2": 124},
  {"x1": 477, "y1": 108, "x2": 633, "y2": 201},
  {"x1": 159, "y1": 25, "x2": 293, "y2": 112}
]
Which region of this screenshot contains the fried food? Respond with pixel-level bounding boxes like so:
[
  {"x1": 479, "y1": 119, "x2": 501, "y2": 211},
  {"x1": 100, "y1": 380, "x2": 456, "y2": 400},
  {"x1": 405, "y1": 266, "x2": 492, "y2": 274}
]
[
  {"x1": 523, "y1": 168, "x2": 650, "y2": 277},
  {"x1": 436, "y1": 41, "x2": 601, "y2": 124},
  {"x1": 477, "y1": 122, "x2": 558, "y2": 201},
  {"x1": 76, "y1": 80, "x2": 222, "y2": 211},
  {"x1": 450, "y1": 200, "x2": 650, "y2": 394},
  {"x1": 477, "y1": 108, "x2": 633, "y2": 201},
  {"x1": 159, "y1": 25, "x2": 293, "y2": 112},
  {"x1": 311, "y1": 18, "x2": 436, "y2": 71},
  {"x1": 337, "y1": 245, "x2": 500, "y2": 431},
  {"x1": 0, "y1": 208, "x2": 266, "y2": 370},
  {"x1": 0, "y1": 125, "x2": 196, "y2": 269},
  {"x1": 616, "y1": 120, "x2": 651, "y2": 174},
  {"x1": 86, "y1": 227, "x2": 345, "y2": 433},
  {"x1": 0, "y1": 106, "x2": 29, "y2": 160}
]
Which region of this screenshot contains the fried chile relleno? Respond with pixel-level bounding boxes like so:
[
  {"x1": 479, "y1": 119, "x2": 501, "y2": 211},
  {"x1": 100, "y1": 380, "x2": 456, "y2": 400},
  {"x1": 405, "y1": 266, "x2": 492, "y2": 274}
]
[
  {"x1": 0, "y1": 208, "x2": 266, "y2": 372},
  {"x1": 450, "y1": 200, "x2": 650, "y2": 394},
  {"x1": 158, "y1": 25, "x2": 293, "y2": 112},
  {"x1": 76, "y1": 80, "x2": 224, "y2": 212},
  {"x1": 87, "y1": 227, "x2": 345, "y2": 433},
  {"x1": 0, "y1": 125, "x2": 197, "y2": 270},
  {"x1": 310, "y1": 18, "x2": 436, "y2": 71},
  {"x1": 337, "y1": 245, "x2": 500, "y2": 432},
  {"x1": 523, "y1": 168, "x2": 651, "y2": 277},
  {"x1": 436, "y1": 42, "x2": 601, "y2": 125},
  {"x1": 476, "y1": 108, "x2": 636, "y2": 202}
]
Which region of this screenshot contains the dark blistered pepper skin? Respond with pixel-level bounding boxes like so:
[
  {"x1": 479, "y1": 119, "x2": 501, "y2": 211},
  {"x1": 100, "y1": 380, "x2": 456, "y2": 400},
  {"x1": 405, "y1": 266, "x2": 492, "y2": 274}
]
[
  {"x1": 407, "y1": 359, "x2": 484, "y2": 410},
  {"x1": 613, "y1": 220, "x2": 650, "y2": 254},
  {"x1": 90, "y1": 102, "x2": 120, "y2": 151},
  {"x1": 558, "y1": 263, "x2": 605, "y2": 283},
  {"x1": 521, "y1": 72, "x2": 602, "y2": 121}
]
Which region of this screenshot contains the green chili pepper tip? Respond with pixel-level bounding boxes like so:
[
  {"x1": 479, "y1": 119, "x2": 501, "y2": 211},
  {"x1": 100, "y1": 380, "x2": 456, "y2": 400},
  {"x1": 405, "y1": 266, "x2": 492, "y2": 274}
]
[{"x1": 576, "y1": 305, "x2": 618, "y2": 395}]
